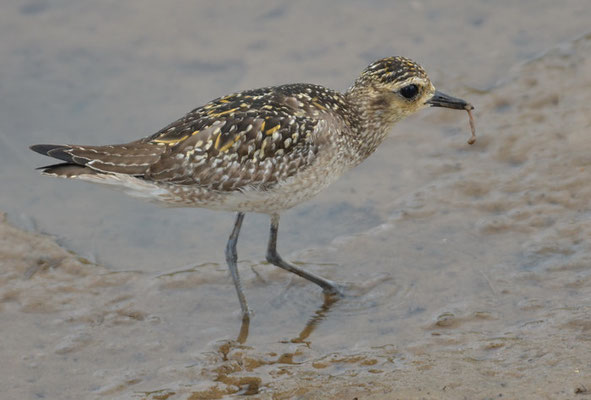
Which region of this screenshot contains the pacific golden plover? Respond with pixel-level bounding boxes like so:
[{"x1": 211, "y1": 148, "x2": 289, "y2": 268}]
[{"x1": 31, "y1": 56, "x2": 473, "y2": 318}]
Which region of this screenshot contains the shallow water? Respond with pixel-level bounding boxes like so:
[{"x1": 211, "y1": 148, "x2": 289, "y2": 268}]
[{"x1": 1, "y1": 1, "x2": 591, "y2": 399}]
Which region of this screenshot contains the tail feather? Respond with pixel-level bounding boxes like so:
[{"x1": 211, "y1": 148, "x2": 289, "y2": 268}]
[
  {"x1": 30, "y1": 144, "x2": 80, "y2": 164},
  {"x1": 37, "y1": 163, "x2": 99, "y2": 178},
  {"x1": 30, "y1": 142, "x2": 167, "y2": 175}
]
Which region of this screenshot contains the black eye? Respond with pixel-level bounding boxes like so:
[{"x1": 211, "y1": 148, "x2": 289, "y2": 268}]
[{"x1": 399, "y1": 84, "x2": 419, "y2": 99}]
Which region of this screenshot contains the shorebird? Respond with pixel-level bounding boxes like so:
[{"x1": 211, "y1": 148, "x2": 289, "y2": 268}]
[{"x1": 31, "y1": 56, "x2": 473, "y2": 318}]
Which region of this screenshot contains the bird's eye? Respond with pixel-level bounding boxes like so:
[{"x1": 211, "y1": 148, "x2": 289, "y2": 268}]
[{"x1": 399, "y1": 84, "x2": 419, "y2": 99}]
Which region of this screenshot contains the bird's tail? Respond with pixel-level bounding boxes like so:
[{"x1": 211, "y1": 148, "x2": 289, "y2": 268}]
[{"x1": 30, "y1": 142, "x2": 166, "y2": 176}]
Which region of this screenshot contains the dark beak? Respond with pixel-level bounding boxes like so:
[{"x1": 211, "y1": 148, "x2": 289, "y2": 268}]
[{"x1": 426, "y1": 90, "x2": 474, "y2": 110}]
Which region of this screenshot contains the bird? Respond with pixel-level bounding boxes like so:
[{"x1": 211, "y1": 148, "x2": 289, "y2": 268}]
[{"x1": 31, "y1": 56, "x2": 473, "y2": 318}]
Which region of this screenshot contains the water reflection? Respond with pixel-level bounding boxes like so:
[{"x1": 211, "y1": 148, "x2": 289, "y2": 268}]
[
  {"x1": 193, "y1": 291, "x2": 341, "y2": 397},
  {"x1": 235, "y1": 290, "x2": 341, "y2": 345},
  {"x1": 235, "y1": 314, "x2": 250, "y2": 344},
  {"x1": 290, "y1": 292, "x2": 340, "y2": 345}
]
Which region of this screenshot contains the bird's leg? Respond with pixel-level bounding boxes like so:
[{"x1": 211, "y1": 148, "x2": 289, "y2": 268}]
[
  {"x1": 225, "y1": 212, "x2": 250, "y2": 318},
  {"x1": 266, "y1": 214, "x2": 342, "y2": 296}
]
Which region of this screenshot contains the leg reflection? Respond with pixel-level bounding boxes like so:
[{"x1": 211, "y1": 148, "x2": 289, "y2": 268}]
[
  {"x1": 291, "y1": 291, "x2": 341, "y2": 344},
  {"x1": 232, "y1": 290, "x2": 341, "y2": 344},
  {"x1": 236, "y1": 314, "x2": 250, "y2": 344}
]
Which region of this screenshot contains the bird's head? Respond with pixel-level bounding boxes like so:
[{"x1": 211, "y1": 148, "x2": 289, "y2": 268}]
[{"x1": 347, "y1": 56, "x2": 471, "y2": 129}]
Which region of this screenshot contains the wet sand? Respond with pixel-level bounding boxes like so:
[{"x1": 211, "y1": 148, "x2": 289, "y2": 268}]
[{"x1": 2, "y1": 1, "x2": 591, "y2": 399}]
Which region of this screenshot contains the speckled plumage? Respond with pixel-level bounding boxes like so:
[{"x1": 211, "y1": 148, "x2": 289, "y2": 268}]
[{"x1": 31, "y1": 56, "x2": 472, "y2": 316}]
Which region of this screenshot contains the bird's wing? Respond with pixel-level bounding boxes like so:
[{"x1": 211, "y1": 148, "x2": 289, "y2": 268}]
[{"x1": 144, "y1": 106, "x2": 324, "y2": 191}]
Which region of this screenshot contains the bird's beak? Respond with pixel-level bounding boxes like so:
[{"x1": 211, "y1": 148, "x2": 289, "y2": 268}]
[{"x1": 426, "y1": 90, "x2": 474, "y2": 110}]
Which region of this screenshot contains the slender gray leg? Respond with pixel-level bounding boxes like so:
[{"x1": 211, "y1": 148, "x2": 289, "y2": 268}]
[
  {"x1": 225, "y1": 212, "x2": 250, "y2": 317},
  {"x1": 266, "y1": 213, "x2": 342, "y2": 295}
]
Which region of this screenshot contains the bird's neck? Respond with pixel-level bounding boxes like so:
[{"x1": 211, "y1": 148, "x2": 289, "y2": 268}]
[{"x1": 343, "y1": 87, "x2": 401, "y2": 165}]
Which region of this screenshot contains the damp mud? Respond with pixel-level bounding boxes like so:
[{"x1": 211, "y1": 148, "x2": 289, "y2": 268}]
[{"x1": 2, "y1": 1, "x2": 591, "y2": 399}]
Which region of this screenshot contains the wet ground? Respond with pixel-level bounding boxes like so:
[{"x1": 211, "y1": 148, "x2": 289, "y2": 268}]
[{"x1": 2, "y1": 1, "x2": 591, "y2": 399}]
